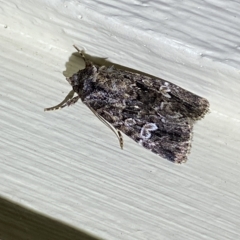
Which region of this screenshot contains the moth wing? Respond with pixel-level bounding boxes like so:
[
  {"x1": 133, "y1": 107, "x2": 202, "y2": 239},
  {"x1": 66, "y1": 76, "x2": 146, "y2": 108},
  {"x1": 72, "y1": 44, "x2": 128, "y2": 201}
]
[
  {"x1": 135, "y1": 76, "x2": 209, "y2": 120},
  {"x1": 117, "y1": 116, "x2": 193, "y2": 163},
  {"x1": 84, "y1": 95, "x2": 193, "y2": 163},
  {"x1": 82, "y1": 68, "x2": 208, "y2": 163}
]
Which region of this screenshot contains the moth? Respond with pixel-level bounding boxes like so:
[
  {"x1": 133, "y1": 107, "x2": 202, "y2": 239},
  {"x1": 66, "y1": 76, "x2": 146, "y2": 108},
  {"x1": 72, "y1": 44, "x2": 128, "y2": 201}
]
[{"x1": 45, "y1": 45, "x2": 209, "y2": 163}]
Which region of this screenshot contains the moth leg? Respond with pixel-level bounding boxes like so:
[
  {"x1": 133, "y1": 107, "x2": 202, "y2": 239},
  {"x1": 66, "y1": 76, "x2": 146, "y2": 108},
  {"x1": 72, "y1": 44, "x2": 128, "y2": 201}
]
[
  {"x1": 44, "y1": 90, "x2": 74, "y2": 111},
  {"x1": 117, "y1": 130, "x2": 124, "y2": 149},
  {"x1": 85, "y1": 103, "x2": 124, "y2": 149},
  {"x1": 99, "y1": 115, "x2": 123, "y2": 149},
  {"x1": 44, "y1": 91, "x2": 79, "y2": 111},
  {"x1": 62, "y1": 96, "x2": 80, "y2": 108}
]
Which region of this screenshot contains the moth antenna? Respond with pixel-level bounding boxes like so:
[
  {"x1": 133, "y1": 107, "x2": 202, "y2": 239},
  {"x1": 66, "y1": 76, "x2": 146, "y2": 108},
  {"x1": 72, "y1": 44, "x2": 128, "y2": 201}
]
[{"x1": 73, "y1": 45, "x2": 87, "y2": 64}]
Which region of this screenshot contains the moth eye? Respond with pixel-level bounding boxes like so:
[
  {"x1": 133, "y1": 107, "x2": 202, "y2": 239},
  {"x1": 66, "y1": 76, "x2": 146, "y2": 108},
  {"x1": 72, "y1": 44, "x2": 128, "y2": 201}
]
[
  {"x1": 69, "y1": 74, "x2": 79, "y2": 86},
  {"x1": 72, "y1": 74, "x2": 78, "y2": 81}
]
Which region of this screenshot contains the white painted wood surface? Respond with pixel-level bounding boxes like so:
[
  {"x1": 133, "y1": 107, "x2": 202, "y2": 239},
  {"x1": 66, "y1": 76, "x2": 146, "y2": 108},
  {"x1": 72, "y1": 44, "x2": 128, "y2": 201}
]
[{"x1": 1, "y1": 0, "x2": 240, "y2": 239}]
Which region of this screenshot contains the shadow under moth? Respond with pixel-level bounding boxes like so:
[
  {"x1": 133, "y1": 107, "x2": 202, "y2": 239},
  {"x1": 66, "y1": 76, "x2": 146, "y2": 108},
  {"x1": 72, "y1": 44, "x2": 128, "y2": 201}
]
[{"x1": 45, "y1": 45, "x2": 209, "y2": 163}]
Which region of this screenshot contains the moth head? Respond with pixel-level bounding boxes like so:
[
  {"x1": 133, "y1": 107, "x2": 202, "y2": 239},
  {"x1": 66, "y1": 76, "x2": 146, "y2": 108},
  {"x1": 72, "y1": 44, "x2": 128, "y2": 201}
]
[
  {"x1": 66, "y1": 63, "x2": 98, "y2": 98},
  {"x1": 66, "y1": 73, "x2": 84, "y2": 96},
  {"x1": 66, "y1": 74, "x2": 79, "y2": 87}
]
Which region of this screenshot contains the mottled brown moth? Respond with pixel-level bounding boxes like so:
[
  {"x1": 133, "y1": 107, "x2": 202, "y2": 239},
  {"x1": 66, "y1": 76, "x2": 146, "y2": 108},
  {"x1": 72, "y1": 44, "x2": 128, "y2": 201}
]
[{"x1": 45, "y1": 45, "x2": 209, "y2": 163}]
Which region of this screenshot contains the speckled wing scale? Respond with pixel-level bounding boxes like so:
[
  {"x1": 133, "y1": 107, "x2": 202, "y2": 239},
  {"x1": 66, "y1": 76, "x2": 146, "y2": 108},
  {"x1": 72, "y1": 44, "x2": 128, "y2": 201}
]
[{"x1": 45, "y1": 45, "x2": 209, "y2": 163}]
